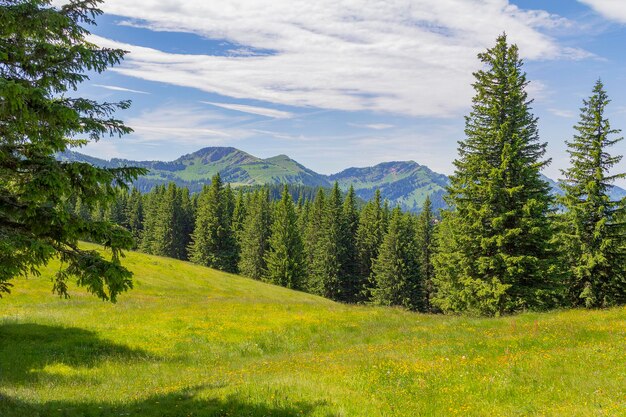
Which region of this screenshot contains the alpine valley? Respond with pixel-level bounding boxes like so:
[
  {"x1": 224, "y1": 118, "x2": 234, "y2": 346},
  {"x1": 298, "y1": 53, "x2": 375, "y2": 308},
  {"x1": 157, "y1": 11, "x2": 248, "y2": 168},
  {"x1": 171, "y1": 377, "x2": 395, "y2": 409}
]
[{"x1": 59, "y1": 146, "x2": 626, "y2": 213}]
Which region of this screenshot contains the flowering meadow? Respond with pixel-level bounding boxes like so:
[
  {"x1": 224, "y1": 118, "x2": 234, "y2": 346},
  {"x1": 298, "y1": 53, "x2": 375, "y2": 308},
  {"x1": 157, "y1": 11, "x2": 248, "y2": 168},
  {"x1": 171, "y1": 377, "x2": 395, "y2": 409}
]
[{"x1": 1, "y1": 243, "x2": 625, "y2": 416}]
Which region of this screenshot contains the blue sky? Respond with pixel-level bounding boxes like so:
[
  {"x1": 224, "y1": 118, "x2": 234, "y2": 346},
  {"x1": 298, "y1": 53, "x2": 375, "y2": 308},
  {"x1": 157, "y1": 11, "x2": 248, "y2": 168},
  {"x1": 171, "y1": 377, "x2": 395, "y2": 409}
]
[{"x1": 69, "y1": 0, "x2": 626, "y2": 186}]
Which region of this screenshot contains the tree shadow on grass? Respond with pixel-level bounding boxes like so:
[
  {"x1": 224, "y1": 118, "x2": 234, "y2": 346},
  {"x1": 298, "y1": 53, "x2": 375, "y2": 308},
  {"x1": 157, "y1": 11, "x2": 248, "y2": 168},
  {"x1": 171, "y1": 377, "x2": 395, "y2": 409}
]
[
  {"x1": 0, "y1": 386, "x2": 335, "y2": 417},
  {"x1": 0, "y1": 322, "x2": 155, "y2": 385}
]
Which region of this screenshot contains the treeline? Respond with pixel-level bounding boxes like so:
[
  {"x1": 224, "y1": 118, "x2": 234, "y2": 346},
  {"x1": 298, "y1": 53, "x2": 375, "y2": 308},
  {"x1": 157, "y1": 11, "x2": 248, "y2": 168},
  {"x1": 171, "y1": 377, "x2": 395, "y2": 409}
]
[{"x1": 70, "y1": 178, "x2": 437, "y2": 311}]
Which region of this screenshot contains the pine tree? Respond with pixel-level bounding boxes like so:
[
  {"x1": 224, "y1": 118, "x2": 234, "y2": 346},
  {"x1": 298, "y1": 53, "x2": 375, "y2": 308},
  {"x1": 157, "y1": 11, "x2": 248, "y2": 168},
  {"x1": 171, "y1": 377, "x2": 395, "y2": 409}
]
[
  {"x1": 558, "y1": 80, "x2": 626, "y2": 307},
  {"x1": 265, "y1": 186, "x2": 306, "y2": 289},
  {"x1": 238, "y1": 189, "x2": 272, "y2": 280},
  {"x1": 432, "y1": 34, "x2": 556, "y2": 316},
  {"x1": 341, "y1": 185, "x2": 361, "y2": 302},
  {"x1": 188, "y1": 174, "x2": 238, "y2": 272},
  {"x1": 125, "y1": 189, "x2": 143, "y2": 246},
  {"x1": 0, "y1": 0, "x2": 146, "y2": 301},
  {"x1": 304, "y1": 189, "x2": 326, "y2": 283},
  {"x1": 416, "y1": 196, "x2": 436, "y2": 311},
  {"x1": 371, "y1": 208, "x2": 422, "y2": 310},
  {"x1": 356, "y1": 189, "x2": 384, "y2": 300},
  {"x1": 309, "y1": 182, "x2": 345, "y2": 299},
  {"x1": 140, "y1": 185, "x2": 165, "y2": 254}
]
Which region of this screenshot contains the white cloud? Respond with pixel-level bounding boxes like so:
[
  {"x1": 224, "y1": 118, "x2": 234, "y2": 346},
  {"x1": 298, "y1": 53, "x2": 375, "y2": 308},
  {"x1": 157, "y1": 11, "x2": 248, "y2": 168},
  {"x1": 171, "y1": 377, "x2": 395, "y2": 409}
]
[
  {"x1": 548, "y1": 108, "x2": 575, "y2": 118},
  {"x1": 92, "y1": 84, "x2": 150, "y2": 94},
  {"x1": 349, "y1": 123, "x2": 395, "y2": 130},
  {"x1": 122, "y1": 106, "x2": 253, "y2": 145},
  {"x1": 578, "y1": 1, "x2": 626, "y2": 23},
  {"x1": 87, "y1": 0, "x2": 588, "y2": 118},
  {"x1": 201, "y1": 102, "x2": 293, "y2": 119}
]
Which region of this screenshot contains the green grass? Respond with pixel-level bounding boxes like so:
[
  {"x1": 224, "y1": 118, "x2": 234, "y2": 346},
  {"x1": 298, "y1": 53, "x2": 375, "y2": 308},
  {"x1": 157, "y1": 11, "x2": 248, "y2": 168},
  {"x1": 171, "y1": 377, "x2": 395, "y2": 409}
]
[{"x1": 1, "y1": 244, "x2": 625, "y2": 416}]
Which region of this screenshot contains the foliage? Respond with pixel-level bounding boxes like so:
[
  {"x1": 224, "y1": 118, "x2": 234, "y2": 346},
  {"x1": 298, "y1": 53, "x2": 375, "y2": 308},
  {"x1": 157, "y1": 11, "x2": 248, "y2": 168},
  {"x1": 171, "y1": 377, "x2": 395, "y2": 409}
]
[
  {"x1": 557, "y1": 80, "x2": 626, "y2": 307},
  {"x1": 188, "y1": 174, "x2": 238, "y2": 272},
  {"x1": 0, "y1": 0, "x2": 146, "y2": 301},
  {"x1": 416, "y1": 196, "x2": 436, "y2": 311},
  {"x1": 238, "y1": 188, "x2": 272, "y2": 280},
  {"x1": 265, "y1": 186, "x2": 306, "y2": 289},
  {"x1": 433, "y1": 34, "x2": 556, "y2": 316}
]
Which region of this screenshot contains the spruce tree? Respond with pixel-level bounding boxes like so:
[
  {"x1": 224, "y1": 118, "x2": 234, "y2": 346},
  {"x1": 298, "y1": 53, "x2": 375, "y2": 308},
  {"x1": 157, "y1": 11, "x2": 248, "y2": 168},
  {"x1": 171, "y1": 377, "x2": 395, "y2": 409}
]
[
  {"x1": 432, "y1": 34, "x2": 555, "y2": 316},
  {"x1": 304, "y1": 188, "x2": 326, "y2": 283},
  {"x1": 356, "y1": 189, "x2": 384, "y2": 300},
  {"x1": 371, "y1": 207, "x2": 422, "y2": 310},
  {"x1": 0, "y1": 0, "x2": 146, "y2": 301},
  {"x1": 309, "y1": 182, "x2": 345, "y2": 299},
  {"x1": 265, "y1": 186, "x2": 306, "y2": 289},
  {"x1": 188, "y1": 174, "x2": 238, "y2": 272},
  {"x1": 341, "y1": 185, "x2": 361, "y2": 302},
  {"x1": 139, "y1": 185, "x2": 165, "y2": 254},
  {"x1": 124, "y1": 188, "x2": 144, "y2": 245},
  {"x1": 558, "y1": 80, "x2": 626, "y2": 307},
  {"x1": 238, "y1": 189, "x2": 272, "y2": 280},
  {"x1": 416, "y1": 196, "x2": 436, "y2": 311}
]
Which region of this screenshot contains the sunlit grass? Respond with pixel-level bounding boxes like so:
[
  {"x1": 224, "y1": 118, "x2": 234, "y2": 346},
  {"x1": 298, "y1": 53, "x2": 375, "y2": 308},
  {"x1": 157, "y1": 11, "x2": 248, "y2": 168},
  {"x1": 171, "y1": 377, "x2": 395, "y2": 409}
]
[{"x1": 1, "y1": 243, "x2": 625, "y2": 416}]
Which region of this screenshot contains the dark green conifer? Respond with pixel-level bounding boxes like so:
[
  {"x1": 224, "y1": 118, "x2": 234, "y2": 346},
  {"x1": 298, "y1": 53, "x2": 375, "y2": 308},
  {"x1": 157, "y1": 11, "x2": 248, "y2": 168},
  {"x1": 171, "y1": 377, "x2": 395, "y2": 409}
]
[
  {"x1": 432, "y1": 34, "x2": 555, "y2": 316},
  {"x1": 188, "y1": 174, "x2": 238, "y2": 272},
  {"x1": 416, "y1": 196, "x2": 436, "y2": 311},
  {"x1": 371, "y1": 208, "x2": 422, "y2": 310},
  {"x1": 558, "y1": 80, "x2": 626, "y2": 307},
  {"x1": 309, "y1": 182, "x2": 345, "y2": 299},
  {"x1": 238, "y1": 189, "x2": 272, "y2": 280},
  {"x1": 341, "y1": 185, "x2": 361, "y2": 302},
  {"x1": 304, "y1": 189, "x2": 326, "y2": 282},
  {"x1": 265, "y1": 186, "x2": 306, "y2": 289},
  {"x1": 356, "y1": 189, "x2": 384, "y2": 299}
]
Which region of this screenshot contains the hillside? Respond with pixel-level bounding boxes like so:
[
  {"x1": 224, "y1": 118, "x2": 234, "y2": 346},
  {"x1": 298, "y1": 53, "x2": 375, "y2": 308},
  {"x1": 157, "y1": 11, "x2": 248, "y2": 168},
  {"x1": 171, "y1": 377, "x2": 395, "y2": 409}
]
[
  {"x1": 60, "y1": 147, "x2": 626, "y2": 213},
  {"x1": 58, "y1": 147, "x2": 331, "y2": 192},
  {"x1": 330, "y1": 161, "x2": 449, "y2": 212},
  {"x1": 1, "y1": 245, "x2": 625, "y2": 416}
]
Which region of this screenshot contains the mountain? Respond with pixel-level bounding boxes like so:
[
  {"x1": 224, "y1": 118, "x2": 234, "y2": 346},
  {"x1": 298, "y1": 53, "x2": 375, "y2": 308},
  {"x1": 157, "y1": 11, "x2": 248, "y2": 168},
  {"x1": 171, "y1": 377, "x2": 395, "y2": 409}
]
[
  {"x1": 59, "y1": 147, "x2": 331, "y2": 192},
  {"x1": 330, "y1": 161, "x2": 449, "y2": 212},
  {"x1": 59, "y1": 146, "x2": 626, "y2": 213}
]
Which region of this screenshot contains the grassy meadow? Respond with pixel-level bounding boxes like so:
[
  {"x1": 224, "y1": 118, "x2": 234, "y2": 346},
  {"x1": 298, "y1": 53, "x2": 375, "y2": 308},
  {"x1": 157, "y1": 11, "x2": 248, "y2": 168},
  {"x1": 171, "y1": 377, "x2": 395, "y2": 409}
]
[{"x1": 1, "y1": 244, "x2": 625, "y2": 416}]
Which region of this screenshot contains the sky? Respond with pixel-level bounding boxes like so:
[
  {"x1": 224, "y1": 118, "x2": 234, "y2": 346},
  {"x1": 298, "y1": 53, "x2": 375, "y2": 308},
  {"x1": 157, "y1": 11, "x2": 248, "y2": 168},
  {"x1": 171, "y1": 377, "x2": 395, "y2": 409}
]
[{"x1": 64, "y1": 0, "x2": 626, "y2": 186}]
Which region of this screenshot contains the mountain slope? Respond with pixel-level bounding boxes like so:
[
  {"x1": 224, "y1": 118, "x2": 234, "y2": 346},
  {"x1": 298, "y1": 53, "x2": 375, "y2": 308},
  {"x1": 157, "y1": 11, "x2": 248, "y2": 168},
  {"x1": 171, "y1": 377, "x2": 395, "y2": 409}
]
[
  {"x1": 2, "y1": 243, "x2": 625, "y2": 416},
  {"x1": 59, "y1": 147, "x2": 331, "y2": 191},
  {"x1": 330, "y1": 161, "x2": 450, "y2": 212}
]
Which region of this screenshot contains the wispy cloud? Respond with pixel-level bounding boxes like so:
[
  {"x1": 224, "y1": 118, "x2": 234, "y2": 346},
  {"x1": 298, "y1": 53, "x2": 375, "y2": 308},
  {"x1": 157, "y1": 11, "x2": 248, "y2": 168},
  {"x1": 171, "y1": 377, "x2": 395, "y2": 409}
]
[
  {"x1": 548, "y1": 108, "x2": 575, "y2": 118},
  {"x1": 201, "y1": 102, "x2": 293, "y2": 119},
  {"x1": 578, "y1": 1, "x2": 626, "y2": 23},
  {"x1": 86, "y1": 0, "x2": 589, "y2": 118},
  {"x1": 92, "y1": 84, "x2": 150, "y2": 94},
  {"x1": 349, "y1": 123, "x2": 395, "y2": 130},
  {"x1": 123, "y1": 105, "x2": 253, "y2": 145}
]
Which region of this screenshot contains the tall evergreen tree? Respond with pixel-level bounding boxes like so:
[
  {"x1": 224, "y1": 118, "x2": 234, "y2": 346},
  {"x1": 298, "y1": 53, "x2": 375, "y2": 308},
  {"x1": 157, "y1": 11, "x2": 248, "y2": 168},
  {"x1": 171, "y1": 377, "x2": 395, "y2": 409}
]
[
  {"x1": 558, "y1": 80, "x2": 626, "y2": 307},
  {"x1": 265, "y1": 186, "x2": 306, "y2": 289},
  {"x1": 188, "y1": 174, "x2": 238, "y2": 272},
  {"x1": 0, "y1": 0, "x2": 146, "y2": 301},
  {"x1": 304, "y1": 189, "x2": 326, "y2": 281},
  {"x1": 238, "y1": 189, "x2": 272, "y2": 280},
  {"x1": 341, "y1": 185, "x2": 361, "y2": 302},
  {"x1": 416, "y1": 196, "x2": 436, "y2": 311},
  {"x1": 140, "y1": 185, "x2": 165, "y2": 254},
  {"x1": 356, "y1": 189, "x2": 384, "y2": 300},
  {"x1": 309, "y1": 182, "x2": 345, "y2": 299},
  {"x1": 125, "y1": 188, "x2": 144, "y2": 246},
  {"x1": 370, "y1": 208, "x2": 422, "y2": 310},
  {"x1": 432, "y1": 34, "x2": 556, "y2": 316}
]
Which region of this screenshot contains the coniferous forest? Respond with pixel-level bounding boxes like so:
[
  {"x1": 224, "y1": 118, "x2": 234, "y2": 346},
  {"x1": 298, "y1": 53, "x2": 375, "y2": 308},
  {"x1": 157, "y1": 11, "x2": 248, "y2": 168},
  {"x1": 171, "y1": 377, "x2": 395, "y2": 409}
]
[{"x1": 69, "y1": 34, "x2": 626, "y2": 317}]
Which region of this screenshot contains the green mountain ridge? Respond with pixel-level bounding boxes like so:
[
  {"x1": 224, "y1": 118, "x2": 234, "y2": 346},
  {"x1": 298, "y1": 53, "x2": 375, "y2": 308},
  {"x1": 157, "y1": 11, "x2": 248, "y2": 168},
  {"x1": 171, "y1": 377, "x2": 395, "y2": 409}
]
[{"x1": 59, "y1": 146, "x2": 626, "y2": 213}]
